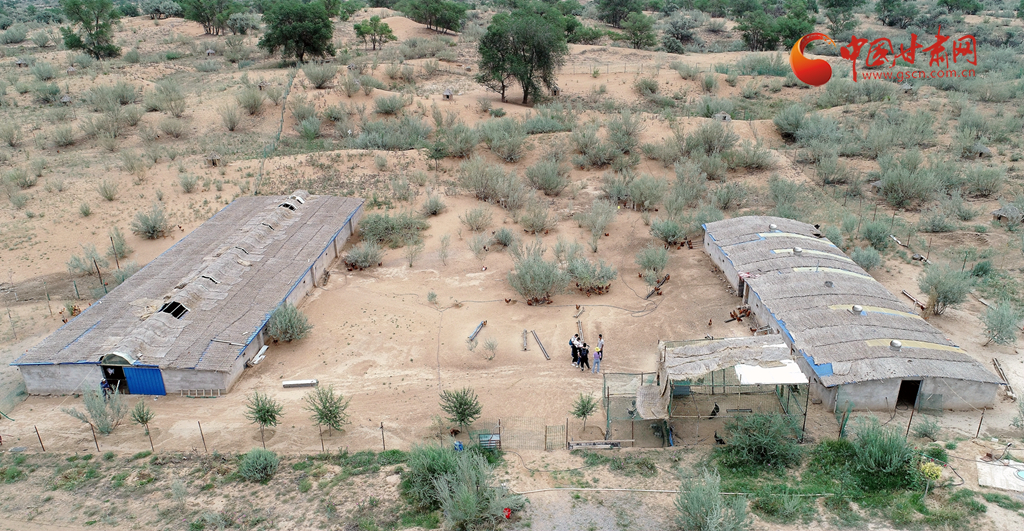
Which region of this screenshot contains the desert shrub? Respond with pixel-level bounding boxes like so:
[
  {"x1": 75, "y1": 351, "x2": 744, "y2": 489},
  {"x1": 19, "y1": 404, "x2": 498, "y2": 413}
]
[
  {"x1": 507, "y1": 241, "x2": 565, "y2": 304},
  {"x1": 1, "y1": 26, "x2": 28, "y2": 45},
  {"x1": 918, "y1": 264, "x2": 973, "y2": 315},
  {"x1": 145, "y1": 79, "x2": 185, "y2": 115},
  {"x1": 53, "y1": 125, "x2": 75, "y2": 147},
  {"x1": 525, "y1": 159, "x2": 569, "y2": 196},
  {"x1": 963, "y1": 165, "x2": 1005, "y2": 197},
  {"x1": 711, "y1": 182, "x2": 747, "y2": 211},
  {"x1": 982, "y1": 302, "x2": 1023, "y2": 346},
  {"x1": 353, "y1": 116, "x2": 432, "y2": 151},
  {"x1": 238, "y1": 449, "x2": 280, "y2": 483},
  {"x1": 493, "y1": 227, "x2": 517, "y2": 248},
  {"x1": 194, "y1": 60, "x2": 221, "y2": 72},
  {"x1": 178, "y1": 173, "x2": 199, "y2": 193},
  {"x1": 97, "y1": 180, "x2": 119, "y2": 201},
  {"x1": 359, "y1": 211, "x2": 429, "y2": 248},
  {"x1": 267, "y1": 303, "x2": 312, "y2": 342},
  {"x1": 825, "y1": 226, "x2": 843, "y2": 249},
  {"x1": 577, "y1": 199, "x2": 617, "y2": 236},
  {"x1": 303, "y1": 63, "x2": 337, "y2": 89},
  {"x1": 290, "y1": 96, "x2": 317, "y2": 123},
  {"x1": 459, "y1": 207, "x2": 492, "y2": 232},
  {"x1": 0, "y1": 123, "x2": 20, "y2": 147},
  {"x1": 860, "y1": 220, "x2": 890, "y2": 251},
  {"x1": 726, "y1": 142, "x2": 774, "y2": 170},
  {"x1": 671, "y1": 61, "x2": 701, "y2": 80},
  {"x1": 664, "y1": 164, "x2": 707, "y2": 216},
  {"x1": 570, "y1": 125, "x2": 616, "y2": 169},
  {"x1": 107, "y1": 226, "x2": 133, "y2": 260},
  {"x1": 67, "y1": 244, "x2": 109, "y2": 275},
  {"x1": 61, "y1": 388, "x2": 128, "y2": 435},
  {"x1": 31, "y1": 61, "x2": 57, "y2": 82},
  {"x1": 236, "y1": 87, "x2": 265, "y2": 115},
  {"x1": 685, "y1": 121, "x2": 738, "y2": 156},
  {"x1": 693, "y1": 96, "x2": 734, "y2": 118},
  {"x1": 814, "y1": 154, "x2": 852, "y2": 185},
  {"x1": 457, "y1": 157, "x2": 529, "y2": 211},
  {"x1": 717, "y1": 413, "x2": 802, "y2": 471},
  {"x1": 401, "y1": 444, "x2": 460, "y2": 510},
  {"x1": 345, "y1": 241, "x2": 384, "y2": 269},
  {"x1": 34, "y1": 83, "x2": 62, "y2": 104},
  {"x1": 878, "y1": 151, "x2": 937, "y2": 208},
  {"x1": 566, "y1": 256, "x2": 617, "y2": 294},
  {"x1": 651, "y1": 217, "x2": 688, "y2": 245},
  {"x1": 635, "y1": 246, "x2": 668, "y2": 280},
  {"x1": 297, "y1": 117, "x2": 321, "y2": 140},
  {"x1": 80, "y1": 203, "x2": 92, "y2": 217},
  {"x1": 523, "y1": 103, "x2": 575, "y2": 134},
  {"x1": 123, "y1": 49, "x2": 141, "y2": 63},
  {"x1": 635, "y1": 77, "x2": 659, "y2": 96},
  {"x1": 437, "y1": 123, "x2": 478, "y2": 158},
  {"x1": 918, "y1": 209, "x2": 956, "y2": 233},
  {"x1": 435, "y1": 452, "x2": 526, "y2": 531},
  {"x1": 606, "y1": 111, "x2": 645, "y2": 154},
  {"x1": 675, "y1": 468, "x2": 748, "y2": 531},
  {"x1": 641, "y1": 136, "x2": 683, "y2": 167},
  {"x1": 626, "y1": 174, "x2": 667, "y2": 211},
  {"x1": 421, "y1": 195, "x2": 446, "y2": 216},
  {"x1": 941, "y1": 191, "x2": 979, "y2": 221},
  {"x1": 795, "y1": 114, "x2": 845, "y2": 147},
  {"x1": 911, "y1": 417, "x2": 941, "y2": 441},
  {"x1": 159, "y1": 118, "x2": 186, "y2": 138},
  {"x1": 519, "y1": 204, "x2": 554, "y2": 234},
  {"x1": 374, "y1": 94, "x2": 408, "y2": 115},
  {"x1": 131, "y1": 202, "x2": 170, "y2": 239},
  {"x1": 219, "y1": 104, "x2": 241, "y2": 131},
  {"x1": 123, "y1": 105, "x2": 145, "y2": 126},
  {"x1": 601, "y1": 173, "x2": 631, "y2": 205},
  {"x1": 478, "y1": 118, "x2": 528, "y2": 163},
  {"x1": 850, "y1": 418, "x2": 919, "y2": 492},
  {"x1": 851, "y1": 246, "x2": 882, "y2": 271},
  {"x1": 5, "y1": 168, "x2": 36, "y2": 189}
]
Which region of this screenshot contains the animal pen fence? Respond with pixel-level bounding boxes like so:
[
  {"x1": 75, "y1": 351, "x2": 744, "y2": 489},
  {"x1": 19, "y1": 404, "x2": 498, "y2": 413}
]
[{"x1": 603, "y1": 372, "x2": 673, "y2": 448}]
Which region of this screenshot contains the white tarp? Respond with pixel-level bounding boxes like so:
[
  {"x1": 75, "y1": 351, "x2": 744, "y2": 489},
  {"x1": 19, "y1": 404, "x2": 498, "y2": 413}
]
[{"x1": 734, "y1": 359, "x2": 808, "y2": 385}]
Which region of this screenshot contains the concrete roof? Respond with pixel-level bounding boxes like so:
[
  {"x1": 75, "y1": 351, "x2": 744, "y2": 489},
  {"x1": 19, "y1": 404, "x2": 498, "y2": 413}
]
[
  {"x1": 13, "y1": 192, "x2": 363, "y2": 373},
  {"x1": 660, "y1": 336, "x2": 798, "y2": 382},
  {"x1": 708, "y1": 217, "x2": 1000, "y2": 387}
]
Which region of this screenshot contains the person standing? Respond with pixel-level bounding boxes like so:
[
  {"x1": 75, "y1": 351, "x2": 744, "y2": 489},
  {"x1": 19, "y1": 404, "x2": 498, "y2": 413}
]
[
  {"x1": 570, "y1": 334, "x2": 580, "y2": 366},
  {"x1": 579, "y1": 342, "x2": 591, "y2": 371},
  {"x1": 592, "y1": 346, "x2": 602, "y2": 374}
]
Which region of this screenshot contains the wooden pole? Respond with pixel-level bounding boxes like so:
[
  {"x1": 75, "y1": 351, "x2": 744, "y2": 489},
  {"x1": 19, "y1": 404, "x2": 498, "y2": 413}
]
[
  {"x1": 90, "y1": 424, "x2": 100, "y2": 452},
  {"x1": 904, "y1": 406, "x2": 916, "y2": 439},
  {"x1": 975, "y1": 408, "x2": 985, "y2": 438},
  {"x1": 380, "y1": 422, "x2": 386, "y2": 452},
  {"x1": 198, "y1": 421, "x2": 208, "y2": 454},
  {"x1": 565, "y1": 418, "x2": 568, "y2": 449},
  {"x1": 93, "y1": 259, "x2": 106, "y2": 294},
  {"x1": 73, "y1": 280, "x2": 80, "y2": 300},
  {"x1": 35, "y1": 425, "x2": 45, "y2": 452},
  {"x1": 110, "y1": 236, "x2": 120, "y2": 270},
  {"x1": 146, "y1": 423, "x2": 154, "y2": 452}
]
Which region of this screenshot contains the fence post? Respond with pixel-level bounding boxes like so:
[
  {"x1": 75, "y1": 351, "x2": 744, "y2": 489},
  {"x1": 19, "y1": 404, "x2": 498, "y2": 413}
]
[
  {"x1": 904, "y1": 406, "x2": 916, "y2": 439},
  {"x1": 35, "y1": 425, "x2": 45, "y2": 452},
  {"x1": 975, "y1": 408, "x2": 985, "y2": 438},
  {"x1": 90, "y1": 424, "x2": 100, "y2": 452},
  {"x1": 198, "y1": 421, "x2": 208, "y2": 454},
  {"x1": 565, "y1": 417, "x2": 568, "y2": 449}
]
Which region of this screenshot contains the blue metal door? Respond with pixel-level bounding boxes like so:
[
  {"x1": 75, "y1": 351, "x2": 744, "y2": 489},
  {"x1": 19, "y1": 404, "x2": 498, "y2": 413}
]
[{"x1": 123, "y1": 366, "x2": 166, "y2": 395}]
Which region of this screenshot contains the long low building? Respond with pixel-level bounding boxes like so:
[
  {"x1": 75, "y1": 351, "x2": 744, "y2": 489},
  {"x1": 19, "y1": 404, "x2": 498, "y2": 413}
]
[
  {"x1": 703, "y1": 216, "x2": 1002, "y2": 411},
  {"x1": 12, "y1": 191, "x2": 363, "y2": 395}
]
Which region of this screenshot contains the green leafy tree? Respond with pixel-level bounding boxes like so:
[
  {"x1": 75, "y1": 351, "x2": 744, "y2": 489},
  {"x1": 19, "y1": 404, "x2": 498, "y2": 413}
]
[
  {"x1": 354, "y1": 15, "x2": 397, "y2": 50},
  {"x1": 596, "y1": 0, "x2": 643, "y2": 27},
  {"x1": 397, "y1": 0, "x2": 466, "y2": 33},
  {"x1": 875, "y1": 0, "x2": 918, "y2": 28},
  {"x1": 59, "y1": 0, "x2": 122, "y2": 59},
  {"x1": 821, "y1": 0, "x2": 866, "y2": 34},
  {"x1": 303, "y1": 385, "x2": 351, "y2": 434},
  {"x1": 321, "y1": 0, "x2": 364, "y2": 20},
  {"x1": 736, "y1": 10, "x2": 779, "y2": 51},
  {"x1": 918, "y1": 264, "x2": 973, "y2": 316},
  {"x1": 258, "y1": 0, "x2": 336, "y2": 63},
  {"x1": 982, "y1": 302, "x2": 1023, "y2": 346},
  {"x1": 477, "y1": 9, "x2": 568, "y2": 104},
  {"x1": 570, "y1": 393, "x2": 599, "y2": 430},
  {"x1": 439, "y1": 387, "x2": 482, "y2": 431},
  {"x1": 620, "y1": 11, "x2": 656, "y2": 50},
  {"x1": 130, "y1": 400, "x2": 155, "y2": 434},
  {"x1": 245, "y1": 390, "x2": 283, "y2": 448},
  {"x1": 938, "y1": 0, "x2": 982, "y2": 14},
  {"x1": 1019, "y1": 0, "x2": 1024, "y2": 20},
  {"x1": 737, "y1": 0, "x2": 813, "y2": 51},
  {"x1": 180, "y1": 0, "x2": 243, "y2": 35}
]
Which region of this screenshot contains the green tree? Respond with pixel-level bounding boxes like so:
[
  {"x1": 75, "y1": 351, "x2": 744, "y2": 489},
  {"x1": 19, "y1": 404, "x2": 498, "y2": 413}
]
[
  {"x1": 620, "y1": 11, "x2": 656, "y2": 50},
  {"x1": 918, "y1": 264, "x2": 973, "y2": 316},
  {"x1": 245, "y1": 390, "x2": 283, "y2": 448},
  {"x1": 130, "y1": 400, "x2": 155, "y2": 434},
  {"x1": 321, "y1": 0, "x2": 364, "y2": 20},
  {"x1": 875, "y1": 0, "x2": 918, "y2": 28},
  {"x1": 938, "y1": 0, "x2": 982, "y2": 14},
  {"x1": 180, "y1": 0, "x2": 243, "y2": 35},
  {"x1": 596, "y1": 0, "x2": 643, "y2": 27},
  {"x1": 570, "y1": 393, "x2": 599, "y2": 430},
  {"x1": 354, "y1": 15, "x2": 396, "y2": 50},
  {"x1": 397, "y1": 0, "x2": 466, "y2": 33},
  {"x1": 439, "y1": 387, "x2": 482, "y2": 431},
  {"x1": 736, "y1": 10, "x2": 779, "y2": 51},
  {"x1": 259, "y1": 0, "x2": 335, "y2": 63},
  {"x1": 476, "y1": 9, "x2": 568, "y2": 104},
  {"x1": 982, "y1": 302, "x2": 1023, "y2": 345},
  {"x1": 821, "y1": 0, "x2": 866, "y2": 34},
  {"x1": 59, "y1": 0, "x2": 122, "y2": 59},
  {"x1": 303, "y1": 385, "x2": 351, "y2": 434}
]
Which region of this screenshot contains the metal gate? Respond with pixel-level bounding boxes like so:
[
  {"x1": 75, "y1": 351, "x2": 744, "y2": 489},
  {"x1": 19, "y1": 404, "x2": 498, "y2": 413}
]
[{"x1": 123, "y1": 366, "x2": 166, "y2": 395}]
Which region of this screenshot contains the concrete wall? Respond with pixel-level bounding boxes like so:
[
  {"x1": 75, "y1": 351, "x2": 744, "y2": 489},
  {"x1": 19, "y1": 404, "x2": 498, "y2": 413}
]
[
  {"x1": 821, "y1": 377, "x2": 997, "y2": 412},
  {"x1": 162, "y1": 368, "x2": 229, "y2": 393},
  {"x1": 19, "y1": 363, "x2": 102, "y2": 395},
  {"x1": 703, "y1": 233, "x2": 741, "y2": 292},
  {"x1": 920, "y1": 378, "x2": 998, "y2": 410}
]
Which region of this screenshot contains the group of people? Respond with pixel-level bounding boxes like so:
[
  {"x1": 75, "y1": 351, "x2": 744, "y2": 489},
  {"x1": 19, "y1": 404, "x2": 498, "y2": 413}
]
[{"x1": 570, "y1": 333, "x2": 604, "y2": 373}]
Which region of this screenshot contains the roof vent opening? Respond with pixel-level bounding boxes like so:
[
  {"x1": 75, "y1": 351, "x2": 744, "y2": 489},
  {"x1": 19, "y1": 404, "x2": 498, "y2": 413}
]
[
  {"x1": 889, "y1": 339, "x2": 902, "y2": 352},
  {"x1": 158, "y1": 301, "x2": 189, "y2": 319},
  {"x1": 793, "y1": 247, "x2": 803, "y2": 255},
  {"x1": 768, "y1": 223, "x2": 778, "y2": 231},
  {"x1": 289, "y1": 195, "x2": 305, "y2": 204},
  {"x1": 824, "y1": 280, "x2": 834, "y2": 288},
  {"x1": 279, "y1": 203, "x2": 296, "y2": 211},
  {"x1": 851, "y1": 304, "x2": 863, "y2": 313},
  {"x1": 200, "y1": 275, "x2": 219, "y2": 284}
]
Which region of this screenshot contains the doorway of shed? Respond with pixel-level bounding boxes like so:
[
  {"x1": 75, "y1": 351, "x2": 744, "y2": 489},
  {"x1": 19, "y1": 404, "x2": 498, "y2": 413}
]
[
  {"x1": 101, "y1": 353, "x2": 132, "y2": 394},
  {"x1": 897, "y1": 380, "x2": 921, "y2": 409}
]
